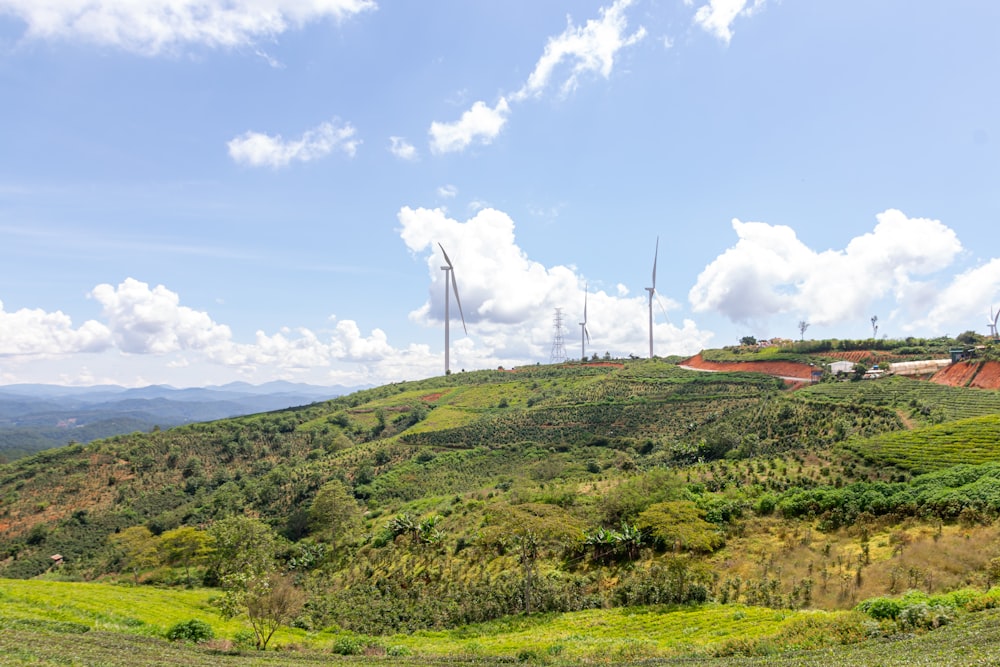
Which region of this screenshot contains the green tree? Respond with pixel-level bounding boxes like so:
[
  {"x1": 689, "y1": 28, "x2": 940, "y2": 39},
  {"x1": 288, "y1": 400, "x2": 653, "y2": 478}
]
[
  {"x1": 158, "y1": 526, "x2": 212, "y2": 586},
  {"x1": 635, "y1": 500, "x2": 724, "y2": 553},
  {"x1": 308, "y1": 480, "x2": 362, "y2": 546},
  {"x1": 108, "y1": 525, "x2": 160, "y2": 585},
  {"x1": 206, "y1": 516, "x2": 277, "y2": 585}
]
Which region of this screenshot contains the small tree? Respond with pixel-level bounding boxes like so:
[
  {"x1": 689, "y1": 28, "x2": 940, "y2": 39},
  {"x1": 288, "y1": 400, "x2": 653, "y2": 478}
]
[
  {"x1": 158, "y1": 526, "x2": 212, "y2": 586},
  {"x1": 308, "y1": 480, "x2": 362, "y2": 546},
  {"x1": 740, "y1": 335, "x2": 757, "y2": 347},
  {"x1": 206, "y1": 516, "x2": 277, "y2": 585},
  {"x1": 109, "y1": 525, "x2": 160, "y2": 585},
  {"x1": 798, "y1": 320, "x2": 810, "y2": 341},
  {"x1": 219, "y1": 573, "x2": 304, "y2": 650},
  {"x1": 871, "y1": 315, "x2": 879, "y2": 339}
]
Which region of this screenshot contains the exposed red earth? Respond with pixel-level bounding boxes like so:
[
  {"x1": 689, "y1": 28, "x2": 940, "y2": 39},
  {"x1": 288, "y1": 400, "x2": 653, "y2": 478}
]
[
  {"x1": 681, "y1": 353, "x2": 816, "y2": 382},
  {"x1": 931, "y1": 360, "x2": 1000, "y2": 390}
]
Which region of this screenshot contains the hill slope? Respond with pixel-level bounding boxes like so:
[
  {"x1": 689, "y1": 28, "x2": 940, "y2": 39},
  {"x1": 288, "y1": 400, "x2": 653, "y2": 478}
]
[{"x1": 1, "y1": 352, "x2": 1000, "y2": 646}]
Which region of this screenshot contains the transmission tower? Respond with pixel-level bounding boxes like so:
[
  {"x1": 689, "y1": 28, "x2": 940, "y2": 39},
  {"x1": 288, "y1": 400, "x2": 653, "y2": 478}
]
[{"x1": 549, "y1": 308, "x2": 568, "y2": 363}]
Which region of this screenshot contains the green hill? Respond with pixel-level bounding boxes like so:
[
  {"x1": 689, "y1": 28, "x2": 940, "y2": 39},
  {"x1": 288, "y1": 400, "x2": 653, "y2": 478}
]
[{"x1": 2, "y1": 351, "x2": 1000, "y2": 663}]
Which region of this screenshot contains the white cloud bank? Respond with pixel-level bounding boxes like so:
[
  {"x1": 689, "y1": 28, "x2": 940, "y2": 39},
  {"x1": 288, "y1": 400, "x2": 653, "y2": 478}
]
[
  {"x1": 429, "y1": 0, "x2": 646, "y2": 154},
  {"x1": 0, "y1": 0, "x2": 376, "y2": 54},
  {"x1": 228, "y1": 119, "x2": 359, "y2": 168},
  {"x1": 398, "y1": 206, "x2": 710, "y2": 367},
  {"x1": 688, "y1": 209, "x2": 995, "y2": 335}
]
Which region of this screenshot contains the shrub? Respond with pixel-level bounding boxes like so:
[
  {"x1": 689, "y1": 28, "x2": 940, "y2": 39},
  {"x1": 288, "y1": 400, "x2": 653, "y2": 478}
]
[
  {"x1": 166, "y1": 618, "x2": 214, "y2": 643},
  {"x1": 332, "y1": 636, "x2": 365, "y2": 655}
]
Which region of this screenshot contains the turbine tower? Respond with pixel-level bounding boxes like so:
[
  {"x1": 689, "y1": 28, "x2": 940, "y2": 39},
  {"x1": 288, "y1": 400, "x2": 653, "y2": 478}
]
[
  {"x1": 645, "y1": 237, "x2": 659, "y2": 358},
  {"x1": 438, "y1": 243, "x2": 467, "y2": 375},
  {"x1": 579, "y1": 285, "x2": 591, "y2": 361}
]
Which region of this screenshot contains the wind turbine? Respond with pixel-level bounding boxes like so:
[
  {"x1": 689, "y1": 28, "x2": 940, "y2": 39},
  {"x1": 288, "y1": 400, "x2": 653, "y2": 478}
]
[
  {"x1": 579, "y1": 285, "x2": 590, "y2": 361},
  {"x1": 438, "y1": 243, "x2": 468, "y2": 375},
  {"x1": 645, "y1": 237, "x2": 658, "y2": 358},
  {"x1": 989, "y1": 306, "x2": 999, "y2": 340}
]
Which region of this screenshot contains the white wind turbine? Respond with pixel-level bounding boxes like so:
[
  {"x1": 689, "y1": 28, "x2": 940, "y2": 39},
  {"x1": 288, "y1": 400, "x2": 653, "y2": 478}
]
[
  {"x1": 645, "y1": 237, "x2": 659, "y2": 358},
  {"x1": 438, "y1": 243, "x2": 468, "y2": 375},
  {"x1": 579, "y1": 284, "x2": 591, "y2": 361},
  {"x1": 989, "y1": 306, "x2": 999, "y2": 340}
]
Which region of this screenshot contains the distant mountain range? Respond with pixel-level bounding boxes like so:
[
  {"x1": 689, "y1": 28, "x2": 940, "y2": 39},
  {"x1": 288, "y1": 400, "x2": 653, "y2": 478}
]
[{"x1": 0, "y1": 381, "x2": 360, "y2": 461}]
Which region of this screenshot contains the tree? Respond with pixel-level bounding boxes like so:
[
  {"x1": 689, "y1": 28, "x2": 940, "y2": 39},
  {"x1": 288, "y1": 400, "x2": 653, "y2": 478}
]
[
  {"x1": 740, "y1": 335, "x2": 757, "y2": 347},
  {"x1": 308, "y1": 480, "x2": 362, "y2": 545},
  {"x1": 108, "y1": 525, "x2": 159, "y2": 585},
  {"x1": 798, "y1": 320, "x2": 810, "y2": 341},
  {"x1": 871, "y1": 315, "x2": 879, "y2": 339},
  {"x1": 206, "y1": 516, "x2": 277, "y2": 585},
  {"x1": 218, "y1": 573, "x2": 304, "y2": 650},
  {"x1": 158, "y1": 526, "x2": 212, "y2": 586}
]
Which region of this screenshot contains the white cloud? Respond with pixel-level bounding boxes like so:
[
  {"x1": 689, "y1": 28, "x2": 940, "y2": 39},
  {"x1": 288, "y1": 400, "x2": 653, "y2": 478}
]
[
  {"x1": 389, "y1": 136, "x2": 418, "y2": 160},
  {"x1": 692, "y1": 0, "x2": 766, "y2": 44},
  {"x1": 429, "y1": 0, "x2": 645, "y2": 154},
  {"x1": 0, "y1": 300, "x2": 111, "y2": 356},
  {"x1": 689, "y1": 209, "x2": 966, "y2": 330},
  {"x1": 0, "y1": 0, "x2": 376, "y2": 55},
  {"x1": 91, "y1": 278, "x2": 234, "y2": 355},
  {"x1": 911, "y1": 259, "x2": 1000, "y2": 334},
  {"x1": 397, "y1": 206, "x2": 711, "y2": 364},
  {"x1": 512, "y1": 0, "x2": 647, "y2": 101},
  {"x1": 437, "y1": 184, "x2": 458, "y2": 199},
  {"x1": 429, "y1": 98, "x2": 511, "y2": 154},
  {"x1": 228, "y1": 119, "x2": 359, "y2": 168}
]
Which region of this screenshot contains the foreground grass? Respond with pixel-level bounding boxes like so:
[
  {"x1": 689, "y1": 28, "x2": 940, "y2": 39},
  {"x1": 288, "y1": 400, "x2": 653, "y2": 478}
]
[{"x1": 7, "y1": 578, "x2": 1000, "y2": 665}]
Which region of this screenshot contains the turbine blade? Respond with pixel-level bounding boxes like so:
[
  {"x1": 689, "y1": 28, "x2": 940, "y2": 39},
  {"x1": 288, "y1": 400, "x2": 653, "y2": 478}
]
[
  {"x1": 583, "y1": 286, "x2": 588, "y2": 324},
  {"x1": 584, "y1": 327, "x2": 590, "y2": 345},
  {"x1": 651, "y1": 236, "x2": 659, "y2": 291},
  {"x1": 438, "y1": 242, "x2": 454, "y2": 269},
  {"x1": 451, "y1": 271, "x2": 468, "y2": 335}
]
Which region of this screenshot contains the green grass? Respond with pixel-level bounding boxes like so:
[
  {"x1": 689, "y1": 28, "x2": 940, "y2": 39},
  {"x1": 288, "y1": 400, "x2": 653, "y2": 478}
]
[{"x1": 7, "y1": 579, "x2": 1000, "y2": 666}]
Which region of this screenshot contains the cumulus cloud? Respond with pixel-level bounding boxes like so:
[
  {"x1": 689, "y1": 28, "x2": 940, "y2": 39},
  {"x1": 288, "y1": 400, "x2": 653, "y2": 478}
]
[
  {"x1": 0, "y1": 301, "x2": 111, "y2": 356},
  {"x1": 689, "y1": 209, "x2": 967, "y2": 330},
  {"x1": 389, "y1": 136, "x2": 417, "y2": 160},
  {"x1": 912, "y1": 259, "x2": 1000, "y2": 334},
  {"x1": 692, "y1": 0, "x2": 766, "y2": 44},
  {"x1": 429, "y1": 0, "x2": 645, "y2": 154},
  {"x1": 397, "y1": 206, "x2": 711, "y2": 366},
  {"x1": 228, "y1": 119, "x2": 359, "y2": 168},
  {"x1": 91, "y1": 278, "x2": 234, "y2": 356},
  {"x1": 0, "y1": 0, "x2": 376, "y2": 55},
  {"x1": 429, "y1": 99, "x2": 511, "y2": 155}
]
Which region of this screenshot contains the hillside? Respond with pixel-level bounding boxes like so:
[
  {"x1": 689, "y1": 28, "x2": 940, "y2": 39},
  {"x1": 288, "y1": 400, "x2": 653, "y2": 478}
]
[
  {"x1": 0, "y1": 381, "x2": 347, "y2": 462},
  {"x1": 2, "y1": 342, "x2": 1000, "y2": 662}
]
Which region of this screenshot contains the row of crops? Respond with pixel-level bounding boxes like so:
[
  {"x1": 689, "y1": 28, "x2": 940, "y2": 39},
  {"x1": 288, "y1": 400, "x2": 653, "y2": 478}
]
[{"x1": 845, "y1": 414, "x2": 1000, "y2": 473}]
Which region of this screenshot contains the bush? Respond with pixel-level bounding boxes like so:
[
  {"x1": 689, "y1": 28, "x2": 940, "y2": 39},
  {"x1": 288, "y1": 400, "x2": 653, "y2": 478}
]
[
  {"x1": 332, "y1": 636, "x2": 366, "y2": 655},
  {"x1": 166, "y1": 618, "x2": 214, "y2": 643}
]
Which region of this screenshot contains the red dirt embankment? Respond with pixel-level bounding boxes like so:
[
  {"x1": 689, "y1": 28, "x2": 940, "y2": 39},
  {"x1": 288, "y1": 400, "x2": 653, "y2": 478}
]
[
  {"x1": 930, "y1": 360, "x2": 1000, "y2": 389},
  {"x1": 681, "y1": 353, "x2": 816, "y2": 381}
]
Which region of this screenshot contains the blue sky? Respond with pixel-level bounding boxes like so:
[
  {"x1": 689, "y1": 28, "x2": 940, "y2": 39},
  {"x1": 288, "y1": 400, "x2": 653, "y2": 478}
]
[{"x1": 0, "y1": 0, "x2": 998, "y2": 388}]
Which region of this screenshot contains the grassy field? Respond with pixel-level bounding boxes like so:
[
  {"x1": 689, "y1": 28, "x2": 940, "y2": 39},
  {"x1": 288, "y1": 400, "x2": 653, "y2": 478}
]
[{"x1": 6, "y1": 578, "x2": 1000, "y2": 666}]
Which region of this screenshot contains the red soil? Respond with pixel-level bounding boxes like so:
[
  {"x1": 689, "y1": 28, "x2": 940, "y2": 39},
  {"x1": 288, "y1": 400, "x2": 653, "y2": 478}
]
[
  {"x1": 931, "y1": 360, "x2": 1000, "y2": 390},
  {"x1": 681, "y1": 353, "x2": 816, "y2": 381},
  {"x1": 420, "y1": 392, "x2": 446, "y2": 402}
]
